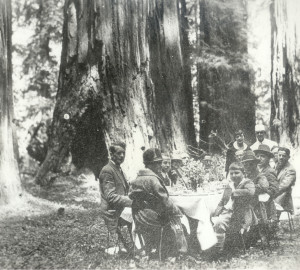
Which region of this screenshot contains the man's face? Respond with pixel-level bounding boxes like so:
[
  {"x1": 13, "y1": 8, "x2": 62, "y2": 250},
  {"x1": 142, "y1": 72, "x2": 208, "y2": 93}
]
[
  {"x1": 229, "y1": 169, "x2": 244, "y2": 184},
  {"x1": 203, "y1": 160, "x2": 212, "y2": 168},
  {"x1": 111, "y1": 146, "x2": 125, "y2": 165},
  {"x1": 235, "y1": 152, "x2": 244, "y2": 162},
  {"x1": 277, "y1": 150, "x2": 289, "y2": 167},
  {"x1": 272, "y1": 148, "x2": 279, "y2": 161},
  {"x1": 161, "y1": 159, "x2": 171, "y2": 173},
  {"x1": 235, "y1": 133, "x2": 244, "y2": 145},
  {"x1": 172, "y1": 160, "x2": 183, "y2": 169},
  {"x1": 243, "y1": 160, "x2": 257, "y2": 174},
  {"x1": 182, "y1": 157, "x2": 189, "y2": 165},
  {"x1": 256, "y1": 131, "x2": 265, "y2": 142},
  {"x1": 255, "y1": 152, "x2": 270, "y2": 167}
]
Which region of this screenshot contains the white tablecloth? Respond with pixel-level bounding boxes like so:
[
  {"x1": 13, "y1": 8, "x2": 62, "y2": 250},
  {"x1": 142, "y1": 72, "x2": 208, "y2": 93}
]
[
  {"x1": 170, "y1": 193, "x2": 222, "y2": 250},
  {"x1": 120, "y1": 193, "x2": 223, "y2": 251}
]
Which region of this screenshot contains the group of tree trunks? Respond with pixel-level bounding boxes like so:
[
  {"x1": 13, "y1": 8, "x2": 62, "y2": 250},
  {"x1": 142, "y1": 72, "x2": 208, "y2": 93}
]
[
  {"x1": 1, "y1": 0, "x2": 300, "y2": 202},
  {"x1": 35, "y1": 0, "x2": 196, "y2": 184}
]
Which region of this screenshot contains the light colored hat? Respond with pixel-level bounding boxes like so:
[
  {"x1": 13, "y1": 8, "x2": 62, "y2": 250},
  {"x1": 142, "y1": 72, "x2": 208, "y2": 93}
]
[
  {"x1": 203, "y1": 155, "x2": 212, "y2": 161},
  {"x1": 255, "y1": 124, "x2": 266, "y2": 132}
]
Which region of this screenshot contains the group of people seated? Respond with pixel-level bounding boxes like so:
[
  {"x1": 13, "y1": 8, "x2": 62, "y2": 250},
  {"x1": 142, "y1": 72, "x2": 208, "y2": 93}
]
[
  {"x1": 98, "y1": 123, "x2": 296, "y2": 259},
  {"x1": 218, "y1": 124, "x2": 296, "y2": 252},
  {"x1": 98, "y1": 143, "x2": 188, "y2": 257}
]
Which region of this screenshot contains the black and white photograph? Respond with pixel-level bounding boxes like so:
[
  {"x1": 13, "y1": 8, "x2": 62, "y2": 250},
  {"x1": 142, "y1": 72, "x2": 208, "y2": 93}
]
[{"x1": 0, "y1": 0, "x2": 299, "y2": 269}]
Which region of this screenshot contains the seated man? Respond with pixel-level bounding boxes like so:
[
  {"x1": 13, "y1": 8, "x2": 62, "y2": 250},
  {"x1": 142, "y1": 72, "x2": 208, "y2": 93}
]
[
  {"x1": 274, "y1": 147, "x2": 296, "y2": 215},
  {"x1": 99, "y1": 142, "x2": 132, "y2": 253},
  {"x1": 235, "y1": 150, "x2": 244, "y2": 163},
  {"x1": 168, "y1": 153, "x2": 188, "y2": 188},
  {"x1": 129, "y1": 148, "x2": 187, "y2": 258},
  {"x1": 212, "y1": 162, "x2": 256, "y2": 251},
  {"x1": 254, "y1": 144, "x2": 279, "y2": 220},
  {"x1": 242, "y1": 150, "x2": 270, "y2": 220},
  {"x1": 157, "y1": 154, "x2": 173, "y2": 186}
]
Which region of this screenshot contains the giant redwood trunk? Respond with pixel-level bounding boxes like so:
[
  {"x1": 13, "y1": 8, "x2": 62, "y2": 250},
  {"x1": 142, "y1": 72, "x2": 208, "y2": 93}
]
[
  {"x1": 196, "y1": 0, "x2": 256, "y2": 151},
  {"x1": 270, "y1": 0, "x2": 300, "y2": 148},
  {"x1": 0, "y1": 0, "x2": 22, "y2": 204},
  {"x1": 36, "y1": 0, "x2": 196, "y2": 184}
]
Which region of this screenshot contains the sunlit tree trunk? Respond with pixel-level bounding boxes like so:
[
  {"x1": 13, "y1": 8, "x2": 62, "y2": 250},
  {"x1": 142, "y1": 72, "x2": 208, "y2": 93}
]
[
  {"x1": 270, "y1": 0, "x2": 300, "y2": 147},
  {"x1": 0, "y1": 0, "x2": 22, "y2": 205},
  {"x1": 36, "y1": 0, "x2": 196, "y2": 185}
]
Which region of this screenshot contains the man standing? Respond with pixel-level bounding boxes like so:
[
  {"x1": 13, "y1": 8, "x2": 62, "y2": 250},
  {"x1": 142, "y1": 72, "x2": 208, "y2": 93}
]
[
  {"x1": 99, "y1": 141, "x2": 132, "y2": 252},
  {"x1": 274, "y1": 147, "x2": 296, "y2": 214},
  {"x1": 250, "y1": 124, "x2": 277, "y2": 151}
]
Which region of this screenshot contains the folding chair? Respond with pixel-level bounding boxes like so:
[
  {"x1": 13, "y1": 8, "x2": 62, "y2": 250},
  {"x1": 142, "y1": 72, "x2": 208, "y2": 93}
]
[
  {"x1": 105, "y1": 218, "x2": 134, "y2": 257},
  {"x1": 275, "y1": 202, "x2": 295, "y2": 233},
  {"x1": 134, "y1": 223, "x2": 167, "y2": 261}
]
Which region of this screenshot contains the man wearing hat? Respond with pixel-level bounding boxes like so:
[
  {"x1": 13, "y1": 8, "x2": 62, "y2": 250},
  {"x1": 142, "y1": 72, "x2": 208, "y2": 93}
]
[
  {"x1": 250, "y1": 124, "x2": 278, "y2": 151},
  {"x1": 241, "y1": 150, "x2": 270, "y2": 246},
  {"x1": 241, "y1": 150, "x2": 270, "y2": 211},
  {"x1": 254, "y1": 145, "x2": 279, "y2": 220},
  {"x1": 129, "y1": 148, "x2": 187, "y2": 258},
  {"x1": 274, "y1": 147, "x2": 296, "y2": 215}
]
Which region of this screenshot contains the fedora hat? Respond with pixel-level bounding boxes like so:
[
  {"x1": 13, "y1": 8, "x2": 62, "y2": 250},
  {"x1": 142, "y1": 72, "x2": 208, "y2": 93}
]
[
  {"x1": 143, "y1": 148, "x2": 163, "y2": 164},
  {"x1": 253, "y1": 144, "x2": 274, "y2": 158},
  {"x1": 241, "y1": 150, "x2": 260, "y2": 163}
]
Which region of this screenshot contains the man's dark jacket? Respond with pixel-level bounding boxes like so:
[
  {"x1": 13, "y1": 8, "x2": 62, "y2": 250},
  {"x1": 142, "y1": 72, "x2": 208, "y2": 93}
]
[{"x1": 99, "y1": 160, "x2": 132, "y2": 231}]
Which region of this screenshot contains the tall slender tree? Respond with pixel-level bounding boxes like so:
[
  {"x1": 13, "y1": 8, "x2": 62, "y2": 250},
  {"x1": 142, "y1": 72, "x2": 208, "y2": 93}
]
[
  {"x1": 36, "y1": 0, "x2": 196, "y2": 185},
  {"x1": 0, "y1": 0, "x2": 22, "y2": 205}
]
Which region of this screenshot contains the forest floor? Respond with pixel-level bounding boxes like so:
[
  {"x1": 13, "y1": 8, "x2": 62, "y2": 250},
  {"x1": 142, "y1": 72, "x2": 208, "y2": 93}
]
[{"x1": 1, "y1": 171, "x2": 300, "y2": 270}]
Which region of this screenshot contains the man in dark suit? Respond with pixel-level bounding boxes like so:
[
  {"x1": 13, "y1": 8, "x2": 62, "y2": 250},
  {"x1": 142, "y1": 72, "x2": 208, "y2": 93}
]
[
  {"x1": 129, "y1": 148, "x2": 187, "y2": 258},
  {"x1": 274, "y1": 147, "x2": 296, "y2": 215},
  {"x1": 99, "y1": 141, "x2": 132, "y2": 252}
]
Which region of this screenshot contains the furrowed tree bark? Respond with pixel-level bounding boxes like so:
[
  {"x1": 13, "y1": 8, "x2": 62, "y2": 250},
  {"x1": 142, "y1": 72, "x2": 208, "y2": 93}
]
[
  {"x1": 36, "y1": 0, "x2": 196, "y2": 185},
  {"x1": 0, "y1": 0, "x2": 22, "y2": 205},
  {"x1": 197, "y1": 0, "x2": 256, "y2": 151},
  {"x1": 270, "y1": 0, "x2": 300, "y2": 148}
]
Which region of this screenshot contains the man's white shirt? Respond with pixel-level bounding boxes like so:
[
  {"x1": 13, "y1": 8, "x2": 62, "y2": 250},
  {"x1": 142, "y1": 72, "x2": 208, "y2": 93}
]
[{"x1": 250, "y1": 138, "x2": 278, "y2": 151}]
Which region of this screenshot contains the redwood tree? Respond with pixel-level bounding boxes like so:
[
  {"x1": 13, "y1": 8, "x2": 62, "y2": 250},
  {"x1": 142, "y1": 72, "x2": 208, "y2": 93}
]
[
  {"x1": 36, "y1": 0, "x2": 196, "y2": 185},
  {"x1": 270, "y1": 0, "x2": 300, "y2": 148},
  {"x1": 196, "y1": 0, "x2": 256, "y2": 151},
  {"x1": 0, "y1": 0, "x2": 22, "y2": 204}
]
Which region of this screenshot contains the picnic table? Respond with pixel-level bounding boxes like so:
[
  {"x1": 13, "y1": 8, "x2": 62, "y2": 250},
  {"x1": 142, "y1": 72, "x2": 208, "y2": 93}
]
[
  {"x1": 120, "y1": 189, "x2": 223, "y2": 250},
  {"x1": 169, "y1": 190, "x2": 222, "y2": 250}
]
